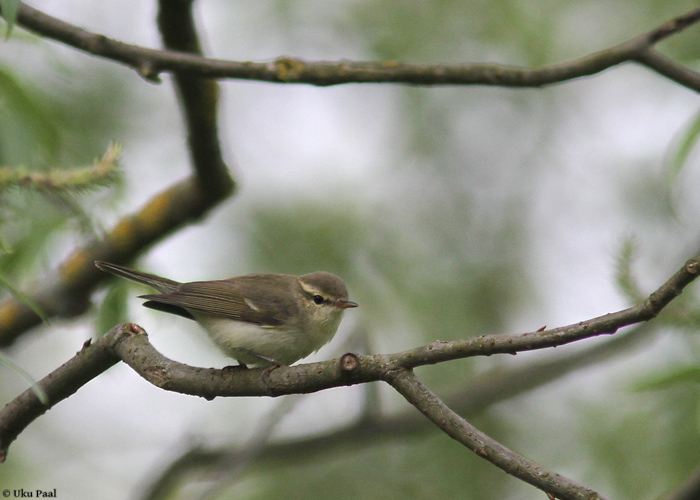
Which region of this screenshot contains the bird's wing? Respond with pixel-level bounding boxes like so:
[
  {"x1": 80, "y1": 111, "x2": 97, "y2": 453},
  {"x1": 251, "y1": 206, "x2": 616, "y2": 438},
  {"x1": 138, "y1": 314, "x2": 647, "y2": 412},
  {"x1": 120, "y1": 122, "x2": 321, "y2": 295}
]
[{"x1": 139, "y1": 279, "x2": 296, "y2": 327}]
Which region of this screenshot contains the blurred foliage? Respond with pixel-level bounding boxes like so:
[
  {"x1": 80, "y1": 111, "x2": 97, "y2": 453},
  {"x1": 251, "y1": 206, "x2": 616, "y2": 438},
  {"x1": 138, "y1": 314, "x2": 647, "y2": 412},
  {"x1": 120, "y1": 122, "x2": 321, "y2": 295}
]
[
  {"x1": 0, "y1": 349, "x2": 48, "y2": 404},
  {"x1": 633, "y1": 365, "x2": 700, "y2": 391},
  {"x1": 581, "y1": 382, "x2": 700, "y2": 498},
  {"x1": 614, "y1": 236, "x2": 645, "y2": 304},
  {"x1": 211, "y1": 413, "x2": 520, "y2": 500},
  {"x1": 94, "y1": 277, "x2": 130, "y2": 336},
  {"x1": 342, "y1": 0, "x2": 564, "y2": 65},
  {"x1": 0, "y1": 65, "x2": 61, "y2": 164},
  {"x1": 0, "y1": 40, "x2": 127, "y2": 282},
  {"x1": 0, "y1": 27, "x2": 126, "y2": 413},
  {"x1": 0, "y1": 0, "x2": 21, "y2": 38},
  {"x1": 242, "y1": 193, "x2": 528, "y2": 343},
  {"x1": 665, "y1": 109, "x2": 700, "y2": 197}
]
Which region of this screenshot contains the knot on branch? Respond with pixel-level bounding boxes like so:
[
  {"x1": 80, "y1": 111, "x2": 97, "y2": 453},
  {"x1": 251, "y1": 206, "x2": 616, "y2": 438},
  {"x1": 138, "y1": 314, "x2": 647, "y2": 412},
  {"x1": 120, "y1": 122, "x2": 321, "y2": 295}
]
[{"x1": 339, "y1": 352, "x2": 360, "y2": 373}]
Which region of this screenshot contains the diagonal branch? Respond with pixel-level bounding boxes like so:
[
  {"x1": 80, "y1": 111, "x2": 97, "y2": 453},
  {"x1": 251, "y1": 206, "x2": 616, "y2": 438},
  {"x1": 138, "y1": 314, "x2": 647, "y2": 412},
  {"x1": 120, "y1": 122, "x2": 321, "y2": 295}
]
[
  {"x1": 385, "y1": 368, "x2": 607, "y2": 500},
  {"x1": 634, "y1": 49, "x2": 700, "y2": 91},
  {"x1": 0, "y1": 323, "x2": 129, "y2": 462},
  {"x1": 5, "y1": 3, "x2": 700, "y2": 91}
]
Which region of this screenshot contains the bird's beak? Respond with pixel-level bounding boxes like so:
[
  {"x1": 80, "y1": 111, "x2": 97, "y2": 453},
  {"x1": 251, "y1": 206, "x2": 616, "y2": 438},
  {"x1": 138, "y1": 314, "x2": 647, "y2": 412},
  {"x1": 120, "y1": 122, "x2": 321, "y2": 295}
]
[{"x1": 337, "y1": 299, "x2": 358, "y2": 309}]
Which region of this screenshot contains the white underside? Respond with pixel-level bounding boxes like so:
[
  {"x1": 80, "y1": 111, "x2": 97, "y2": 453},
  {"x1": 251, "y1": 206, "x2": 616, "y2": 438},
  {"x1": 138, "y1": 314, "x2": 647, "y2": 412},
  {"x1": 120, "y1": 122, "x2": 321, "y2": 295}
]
[{"x1": 191, "y1": 313, "x2": 342, "y2": 367}]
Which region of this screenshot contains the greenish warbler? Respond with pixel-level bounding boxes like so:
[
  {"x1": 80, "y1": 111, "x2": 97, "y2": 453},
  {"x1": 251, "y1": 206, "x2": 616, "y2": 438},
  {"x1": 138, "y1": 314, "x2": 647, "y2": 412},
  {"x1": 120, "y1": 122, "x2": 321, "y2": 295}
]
[{"x1": 95, "y1": 261, "x2": 358, "y2": 367}]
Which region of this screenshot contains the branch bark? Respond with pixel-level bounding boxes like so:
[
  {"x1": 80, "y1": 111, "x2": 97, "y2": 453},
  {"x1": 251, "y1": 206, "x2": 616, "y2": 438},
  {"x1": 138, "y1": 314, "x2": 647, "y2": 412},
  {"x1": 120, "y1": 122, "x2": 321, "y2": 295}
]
[
  {"x1": 4, "y1": 4, "x2": 700, "y2": 91},
  {"x1": 139, "y1": 322, "x2": 657, "y2": 500}
]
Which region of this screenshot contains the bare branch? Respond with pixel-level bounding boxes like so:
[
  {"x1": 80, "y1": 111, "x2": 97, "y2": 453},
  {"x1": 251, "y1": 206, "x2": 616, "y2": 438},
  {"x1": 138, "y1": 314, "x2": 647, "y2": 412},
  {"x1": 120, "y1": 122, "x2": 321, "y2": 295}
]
[
  {"x1": 0, "y1": 324, "x2": 128, "y2": 461},
  {"x1": 139, "y1": 323, "x2": 656, "y2": 500},
  {"x1": 156, "y1": 0, "x2": 233, "y2": 197},
  {"x1": 5, "y1": 3, "x2": 700, "y2": 91},
  {"x1": 635, "y1": 49, "x2": 700, "y2": 92},
  {"x1": 385, "y1": 368, "x2": 607, "y2": 500},
  {"x1": 1, "y1": 254, "x2": 697, "y2": 462}
]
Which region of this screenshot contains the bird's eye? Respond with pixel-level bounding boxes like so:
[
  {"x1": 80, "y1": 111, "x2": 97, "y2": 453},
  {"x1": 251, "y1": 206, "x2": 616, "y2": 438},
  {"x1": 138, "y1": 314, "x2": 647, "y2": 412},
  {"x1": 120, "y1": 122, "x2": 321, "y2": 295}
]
[{"x1": 312, "y1": 295, "x2": 325, "y2": 305}]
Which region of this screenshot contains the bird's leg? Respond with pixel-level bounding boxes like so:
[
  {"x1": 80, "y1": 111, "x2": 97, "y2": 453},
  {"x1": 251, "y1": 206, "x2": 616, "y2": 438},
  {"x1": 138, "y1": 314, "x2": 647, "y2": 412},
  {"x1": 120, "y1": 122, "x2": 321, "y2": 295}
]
[{"x1": 233, "y1": 348, "x2": 285, "y2": 391}]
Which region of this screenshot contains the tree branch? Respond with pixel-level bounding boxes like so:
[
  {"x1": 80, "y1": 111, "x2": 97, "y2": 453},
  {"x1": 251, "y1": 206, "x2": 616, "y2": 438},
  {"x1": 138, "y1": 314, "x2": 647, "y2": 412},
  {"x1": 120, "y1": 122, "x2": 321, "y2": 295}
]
[
  {"x1": 1, "y1": 254, "x2": 697, "y2": 463},
  {"x1": 4, "y1": 3, "x2": 700, "y2": 91},
  {"x1": 140, "y1": 323, "x2": 657, "y2": 500},
  {"x1": 156, "y1": 0, "x2": 233, "y2": 197},
  {"x1": 385, "y1": 368, "x2": 606, "y2": 500},
  {"x1": 0, "y1": 323, "x2": 130, "y2": 462},
  {"x1": 634, "y1": 49, "x2": 700, "y2": 91}
]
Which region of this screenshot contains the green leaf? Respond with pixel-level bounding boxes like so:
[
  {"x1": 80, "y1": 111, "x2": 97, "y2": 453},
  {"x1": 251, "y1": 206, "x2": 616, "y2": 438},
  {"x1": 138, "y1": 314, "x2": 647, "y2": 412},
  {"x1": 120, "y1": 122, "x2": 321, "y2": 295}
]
[
  {"x1": 0, "y1": 268, "x2": 50, "y2": 325},
  {"x1": 614, "y1": 236, "x2": 644, "y2": 303},
  {"x1": 0, "y1": 230, "x2": 10, "y2": 253},
  {"x1": 666, "y1": 110, "x2": 700, "y2": 184},
  {"x1": 95, "y1": 279, "x2": 129, "y2": 336},
  {"x1": 0, "y1": 350, "x2": 48, "y2": 405},
  {"x1": 0, "y1": 65, "x2": 61, "y2": 162},
  {"x1": 0, "y1": 0, "x2": 21, "y2": 39}
]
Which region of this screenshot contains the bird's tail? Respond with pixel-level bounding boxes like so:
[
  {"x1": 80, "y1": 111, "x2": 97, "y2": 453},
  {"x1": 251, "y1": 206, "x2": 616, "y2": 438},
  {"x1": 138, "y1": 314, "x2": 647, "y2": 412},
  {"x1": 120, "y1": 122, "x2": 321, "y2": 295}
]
[{"x1": 95, "y1": 261, "x2": 181, "y2": 293}]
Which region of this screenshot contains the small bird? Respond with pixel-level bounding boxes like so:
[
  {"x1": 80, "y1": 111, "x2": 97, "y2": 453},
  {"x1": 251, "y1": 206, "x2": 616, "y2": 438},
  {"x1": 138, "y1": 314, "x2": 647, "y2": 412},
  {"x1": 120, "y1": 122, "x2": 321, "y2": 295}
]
[{"x1": 95, "y1": 261, "x2": 358, "y2": 367}]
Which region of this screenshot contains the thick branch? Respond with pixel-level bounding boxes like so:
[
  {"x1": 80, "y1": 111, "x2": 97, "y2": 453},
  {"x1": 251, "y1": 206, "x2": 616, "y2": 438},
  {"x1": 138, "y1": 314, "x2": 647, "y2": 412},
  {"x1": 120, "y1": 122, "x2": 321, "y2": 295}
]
[
  {"x1": 1, "y1": 255, "x2": 697, "y2": 461},
  {"x1": 156, "y1": 0, "x2": 233, "y2": 197},
  {"x1": 140, "y1": 323, "x2": 656, "y2": 500},
  {"x1": 5, "y1": 4, "x2": 700, "y2": 91}
]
